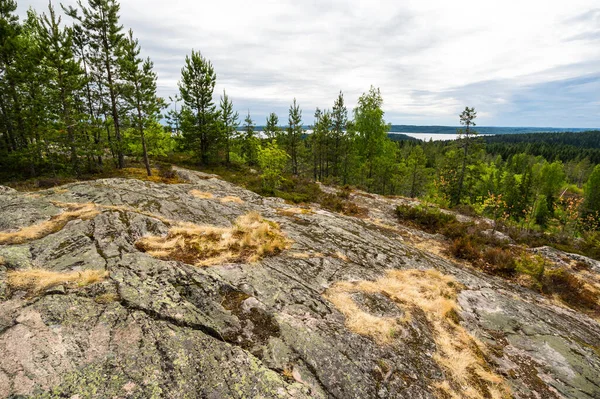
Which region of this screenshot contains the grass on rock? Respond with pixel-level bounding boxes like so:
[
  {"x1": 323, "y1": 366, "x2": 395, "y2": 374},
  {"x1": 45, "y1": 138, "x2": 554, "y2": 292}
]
[
  {"x1": 136, "y1": 212, "x2": 290, "y2": 266},
  {"x1": 7, "y1": 268, "x2": 108, "y2": 295},
  {"x1": 0, "y1": 203, "x2": 99, "y2": 245},
  {"x1": 324, "y1": 269, "x2": 511, "y2": 399}
]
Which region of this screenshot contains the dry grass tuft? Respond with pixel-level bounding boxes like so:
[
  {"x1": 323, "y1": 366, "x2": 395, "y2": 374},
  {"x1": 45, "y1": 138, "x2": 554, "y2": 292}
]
[
  {"x1": 288, "y1": 251, "x2": 324, "y2": 259},
  {"x1": 324, "y1": 269, "x2": 510, "y2": 399},
  {"x1": 335, "y1": 251, "x2": 349, "y2": 262},
  {"x1": 189, "y1": 190, "x2": 214, "y2": 199},
  {"x1": 7, "y1": 268, "x2": 108, "y2": 295},
  {"x1": 136, "y1": 212, "x2": 291, "y2": 266},
  {"x1": 0, "y1": 256, "x2": 4, "y2": 266},
  {"x1": 220, "y1": 196, "x2": 244, "y2": 204},
  {"x1": 0, "y1": 203, "x2": 99, "y2": 245},
  {"x1": 277, "y1": 207, "x2": 312, "y2": 216}
]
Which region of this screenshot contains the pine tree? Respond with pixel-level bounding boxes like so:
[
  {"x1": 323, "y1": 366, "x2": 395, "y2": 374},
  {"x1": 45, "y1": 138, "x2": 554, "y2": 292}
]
[
  {"x1": 38, "y1": 3, "x2": 86, "y2": 175},
  {"x1": 64, "y1": 0, "x2": 126, "y2": 168},
  {"x1": 264, "y1": 112, "x2": 280, "y2": 142},
  {"x1": 178, "y1": 50, "x2": 217, "y2": 164},
  {"x1": 218, "y1": 90, "x2": 239, "y2": 164},
  {"x1": 452, "y1": 106, "x2": 478, "y2": 206},
  {"x1": 119, "y1": 29, "x2": 163, "y2": 176},
  {"x1": 72, "y1": 23, "x2": 103, "y2": 168},
  {"x1": 242, "y1": 110, "x2": 258, "y2": 165},
  {"x1": 331, "y1": 91, "x2": 347, "y2": 178},
  {"x1": 286, "y1": 98, "x2": 303, "y2": 175},
  {"x1": 0, "y1": 0, "x2": 24, "y2": 154},
  {"x1": 8, "y1": 10, "x2": 49, "y2": 176}
]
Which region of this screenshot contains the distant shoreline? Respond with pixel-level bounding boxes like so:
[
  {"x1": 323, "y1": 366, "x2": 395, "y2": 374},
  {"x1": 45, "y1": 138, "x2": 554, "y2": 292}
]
[{"x1": 250, "y1": 125, "x2": 598, "y2": 136}]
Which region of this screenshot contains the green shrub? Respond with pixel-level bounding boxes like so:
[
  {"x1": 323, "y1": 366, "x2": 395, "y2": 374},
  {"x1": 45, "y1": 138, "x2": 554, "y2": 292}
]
[
  {"x1": 515, "y1": 254, "x2": 546, "y2": 281},
  {"x1": 321, "y1": 193, "x2": 345, "y2": 212},
  {"x1": 396, "y1": 205, "x2": 458, "y2": 234}
]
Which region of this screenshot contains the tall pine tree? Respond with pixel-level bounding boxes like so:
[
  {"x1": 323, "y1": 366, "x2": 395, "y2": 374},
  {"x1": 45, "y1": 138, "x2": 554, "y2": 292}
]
[
  {"x1": 65, "y1": 0, "x2": 126, "y2": 168},
  {"x1": 286, "y1": 98, "x2": 302, "y2": 175},
  {"x1": 119, "y1": 29, "x2": 163, "y2": 176},
  {"x1": 178, "y1": 50, "x2": 217, "y2": 164},
  {"x1": 38, "y1": 3, "x2": 86, "y2": 174},
  {"x1": 218, "y1": 90, "x2": 238, "y2": 164}
]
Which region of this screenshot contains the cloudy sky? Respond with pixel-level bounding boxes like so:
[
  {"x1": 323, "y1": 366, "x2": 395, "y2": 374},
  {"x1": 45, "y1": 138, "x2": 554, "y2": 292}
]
[{"x1": 18, "y1": 0, "x2": 600, "y2": 127}]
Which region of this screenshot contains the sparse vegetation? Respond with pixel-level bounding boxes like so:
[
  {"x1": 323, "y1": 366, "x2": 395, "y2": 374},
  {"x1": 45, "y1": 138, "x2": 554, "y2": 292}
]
[
  {"x1": 189, "y1": 190, "x2": 215, "y2": 199},
  {"x1": 276, "y1": 207, "x2": 312, "y2": 216},
  {"x1": 324, "y1": 269, "x2": 511, "y2": 399},
  {"x1": 0, "y1": 203, "x2": 99, "y2": 245},
  {"x1": 542, "y1": 268, "x2": 599, "y2": 314},
  {"x1": 396, "y1": 205, "x2": 459, "y2": 234},
  {"x1": 7, "y1": 268, "x2": 108, "y2": 295},
  {"x1": 136, "y1": 212, "x2": 290, "y2": 266},
  {"x1": 220, "y1": 196, "x2": 244, "y2": 204}
]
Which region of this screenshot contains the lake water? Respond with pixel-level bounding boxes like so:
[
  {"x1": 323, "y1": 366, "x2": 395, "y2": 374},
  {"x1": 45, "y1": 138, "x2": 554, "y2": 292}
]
[
  {"x1": 396, "y1": 132, "x2": 493, "y2": 141},
  {"x1": 246, "y1": 131, "x2": 487, "y2": 141},
  {"x1": 397, "y1": 133, "x2": 457, "y2": 141}
]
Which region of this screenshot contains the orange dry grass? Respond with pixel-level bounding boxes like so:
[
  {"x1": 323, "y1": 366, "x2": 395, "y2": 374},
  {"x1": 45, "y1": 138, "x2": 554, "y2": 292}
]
[
  {"x1": 0, "y1": 203, "x2": 99, "y2": 245},
  {"x1": 136, "y1": 212, "x2": 291, "y2": 266},
  {"x1": 7, "y1": 268, "x2": 108, "y2": 295},
  {"x1": 335, "y1": 251, "x2": 349, "y2": 262},
  {"x1": 277, "y1": 207, "x2": 312, "y2": 216},
  {"x1": 220, "y1": 196, "x2": 244, "y2": 204},
  {"x1": 324, "y1": 269, "x2": 510, "y2": 399},
  {"x1": 189, "y1": 190, "x2": 214, "y2": 199}
]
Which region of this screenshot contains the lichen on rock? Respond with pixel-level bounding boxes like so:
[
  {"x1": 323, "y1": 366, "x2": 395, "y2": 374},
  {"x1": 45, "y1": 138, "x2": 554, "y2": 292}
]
[{"x1": 0, "y1": 168, "x2": 598, "y2": 398}]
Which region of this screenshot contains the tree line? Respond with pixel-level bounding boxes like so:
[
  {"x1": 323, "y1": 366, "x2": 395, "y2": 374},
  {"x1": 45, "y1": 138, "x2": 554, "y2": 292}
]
[
  {"x1": 0, "y1": 0, "x2": 163, "y2": 176},
  {"x1": 1, "y1": 0, "x2": 598, "y2": 236}
]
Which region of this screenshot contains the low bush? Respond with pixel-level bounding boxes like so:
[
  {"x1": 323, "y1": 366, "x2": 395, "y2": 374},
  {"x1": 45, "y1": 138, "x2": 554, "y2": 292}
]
[
  {"x1": 448, "y1": 236, "x2": 482, "y2": 262},
  {"x1": 452, "y1": 204, "x2": 478, "y2": 217},
  {"x1": 320, "y1": 193, "x2": 345, "y2": 212},
  {"x1": 515, "y1": 254, "x2": 546, "y2": 282},
  {"x1": 542, "y1": 268, "x2": 599, "y2": 314},
  {"x1": 274, "y1": 176, "x2": 322, "y2": 204},
  {"x1": 396, "y1": 205, "x2": 458, "y2": 234},
  {"x1": 336, "y1": 186, "x2": 352, "y2": 200},
  {"x1": 481, "y1": 247, "x2": 516, "y2": 276},
  {"x1": 157, "y1": 163, "x2": 177, "y2": 179}
]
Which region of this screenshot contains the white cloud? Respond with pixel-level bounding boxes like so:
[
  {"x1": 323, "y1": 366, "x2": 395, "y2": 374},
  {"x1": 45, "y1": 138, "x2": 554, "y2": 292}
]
[{"x1": 17, "y1": 0, "x2": 600, "y2": 126}]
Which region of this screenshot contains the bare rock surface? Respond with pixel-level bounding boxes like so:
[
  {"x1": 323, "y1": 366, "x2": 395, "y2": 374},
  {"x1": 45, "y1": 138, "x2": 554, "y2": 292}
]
[{"x1": 0, "y1": 169, "x2": 598, "y2": 398}]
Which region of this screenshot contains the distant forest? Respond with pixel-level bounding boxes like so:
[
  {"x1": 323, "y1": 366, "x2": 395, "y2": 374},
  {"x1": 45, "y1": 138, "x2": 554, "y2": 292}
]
[
  {"x1": 387, "y1": 125, "x2": 595, "y2": 135},
  {"x1": 1, "y1": 0, "x2": 599, "y2": 243}
]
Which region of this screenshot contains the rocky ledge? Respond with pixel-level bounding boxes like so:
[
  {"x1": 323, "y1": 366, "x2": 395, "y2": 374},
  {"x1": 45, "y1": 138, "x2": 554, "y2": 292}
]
[{"x1": 0, "y1": 168, "x2": 598, "y2": 398}]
